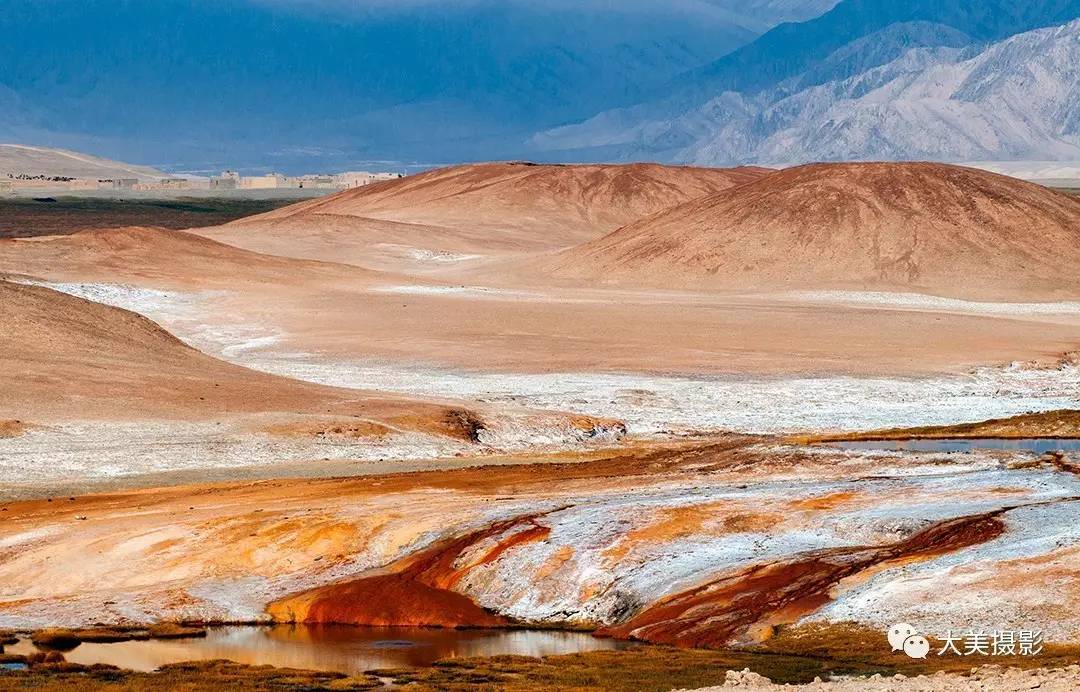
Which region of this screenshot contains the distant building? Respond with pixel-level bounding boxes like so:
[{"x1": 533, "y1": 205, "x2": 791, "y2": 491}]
[
  {"x1": 198, "y1": 169, "x2": 403, "y2": 192},
  {"x1": 297, "y1": 175, "x2": 337, "y2": 189},
  {"x1": 112, "y1": 178, "x2": 138, "y2": 189},
  {"x1": 210, "y1": 170, "x2": 240, "y2": 190},
  {"x1": 240, "y1": 173, "x2": 287, "y2": 189},
  {"x1": 333, "y1": 171, "x2": 402, "y2": 188},
  {"x1": 0, "y1": 180, "x2": 12, "y2": 192}
]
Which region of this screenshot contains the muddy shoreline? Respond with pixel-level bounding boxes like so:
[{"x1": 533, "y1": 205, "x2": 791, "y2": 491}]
[{"x1": 3, "y1": 622, "x2": 1080, "y2": 690}]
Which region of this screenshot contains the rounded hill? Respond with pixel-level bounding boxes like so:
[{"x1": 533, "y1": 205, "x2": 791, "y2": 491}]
[{"x1": 542, "y1": 162, "x2": 1080, "y2": 300}]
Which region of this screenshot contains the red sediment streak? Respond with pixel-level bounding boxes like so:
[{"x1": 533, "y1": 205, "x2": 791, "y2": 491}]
[
  {"x1": 440, "y1": 522, "x2": 551, "y2": 590},
  {"x1": 285, "y1": 574, "x2": 508, "y2": 628},
  {"x1": 268, "y1": 513, "x2": 552, "y2": 628},
  {"x1": 599, "y1": 511, "x2": 1006, "y2": 649}
]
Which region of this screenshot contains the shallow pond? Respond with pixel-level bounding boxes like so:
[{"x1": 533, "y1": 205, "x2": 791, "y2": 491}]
[
  {"x1": 828, "y1": 438, "x2": 1080, "y2": 454},
  {"x1": 7, "y1": 625, "x2": 632, "y2": 674}
]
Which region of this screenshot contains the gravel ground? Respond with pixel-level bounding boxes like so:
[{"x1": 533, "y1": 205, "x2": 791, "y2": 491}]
[{"x1": 683, "y1": 665, "x2": 1080, "y2": 690}]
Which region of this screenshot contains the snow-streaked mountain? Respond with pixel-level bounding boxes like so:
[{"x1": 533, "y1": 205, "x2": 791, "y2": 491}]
[
  {"x1": 0, "y1": 0, "x2": 839, "y2": 172},
  {"x1": 785, "y1": 21, "x2": 974, "y2": 92},
  {"x1": 663, "y1": 0, "x2": 1080, "y2": 105},
  {"x1": 533, "y1": 19, "x2": 1080, "y2": 165}
]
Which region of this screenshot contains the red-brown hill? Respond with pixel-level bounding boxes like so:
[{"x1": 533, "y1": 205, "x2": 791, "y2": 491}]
[
  {"x1": 199, "y1": 162, "x2": 772, "y2": 269},
  {"x1": 540, "y1": 162, "x2": 1080, "y2": 300}
]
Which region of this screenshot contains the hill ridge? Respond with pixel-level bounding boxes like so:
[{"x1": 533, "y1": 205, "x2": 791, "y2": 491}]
[{"x1": 540, "y1": 162, "x2": 1080, "y2": 301}]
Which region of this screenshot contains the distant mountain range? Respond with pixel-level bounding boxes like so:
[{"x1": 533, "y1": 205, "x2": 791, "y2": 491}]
[
  {"x1": 532, "y1": 0, "x2": 1080, "y2": 164},
  {"x1": 0, "y1": 0, "x2": 831, "y2": 172},
  {"x1": 1, "y1": 0, "x2": 1076, "y2": 170}
]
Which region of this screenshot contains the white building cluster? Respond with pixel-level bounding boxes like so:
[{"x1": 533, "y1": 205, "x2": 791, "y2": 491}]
[
  {"x1": 209, "y1": 170, "x2": 402, "y2": 191},
  {"x1": 2, "y1": 169, "x2": 402, "y2": 194}
]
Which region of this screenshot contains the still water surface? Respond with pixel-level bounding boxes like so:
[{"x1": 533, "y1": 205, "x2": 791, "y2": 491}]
[
  {"x1": 9, "y1": 625, "x2": 631, "y2": 674},
  {"x1": 828, "y1": 438, "x2": 1080, "y2": 453}
]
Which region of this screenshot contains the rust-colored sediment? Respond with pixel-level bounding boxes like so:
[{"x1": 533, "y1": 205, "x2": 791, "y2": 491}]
[
  {"x1": 599, "y1": 511, "x2": 1007, "y2": 648},
  {"x1": 267, "y1": 513, "x2": 553, "y2": 628}
]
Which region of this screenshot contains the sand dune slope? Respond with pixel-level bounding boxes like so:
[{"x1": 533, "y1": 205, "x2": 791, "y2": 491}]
[
  {"x1": 0, "y1": 225, "x2": 382, "y2": 289},
  {"x1": 542, "y1": 163, "x2": 1080, "y2": 300},
  {"x1": 199, "y1": 162, "x2": 771, "y2": 269},
  {"x1": 0, "y1": 279, "x2": 471, "y2": 430}
]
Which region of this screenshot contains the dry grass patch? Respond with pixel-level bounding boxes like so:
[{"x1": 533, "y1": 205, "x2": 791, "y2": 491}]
[
  {"x1": 29, "y1": 629, "x2": 82, "y2": 651},
  {"x1": 147, "y1": 623, "x2": 208, "y2": 639},
  {"x1": 382, "y1": 624, "x2": 1080, "y2": 690},
  {"x1": 0, "y1": 660, "x2": 381, "y2": 690},
  {"x1": 378, "y1": 646, "x2": 868, "y2": 690},
  {"x1": 28, "y1": 624, "x2": 207, "y2": 648},
  {"x1": 754, "y1": 622, "x2": 1080, "y2": 677}
]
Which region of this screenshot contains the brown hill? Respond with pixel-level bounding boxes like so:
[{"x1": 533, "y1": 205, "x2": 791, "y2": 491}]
[
  {"x1": 0, "y1": 279, "x2": 473, "y2": 430},
  {"x1": 541, "y1": 162, "x2": 1080, "y2": 300},
  {"x1": 0, "y1": 225, "x2": 382, "y2": 289},
  {"x1": 198, "y1": 162, "x2": 771, "y2": 270}
]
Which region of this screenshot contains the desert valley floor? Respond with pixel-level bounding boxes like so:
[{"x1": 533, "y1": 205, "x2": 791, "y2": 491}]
[{"x1": 2, "y1": 161, "x2": 1080, "y2": 689}]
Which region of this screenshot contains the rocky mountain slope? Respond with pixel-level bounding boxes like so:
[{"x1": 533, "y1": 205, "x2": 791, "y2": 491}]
[
  {"x1": 683, "y1": 19, "x2": 1080, "y2": 164},
  {"x1": 533, "y1": 5, "x2": 1080, "y2": 164},
  {"x1": 678, "y1": 0, "x2": 1080, "y2": 97}
]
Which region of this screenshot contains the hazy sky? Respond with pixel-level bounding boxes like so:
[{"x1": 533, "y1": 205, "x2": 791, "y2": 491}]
[
  {"x1": 248, "y1": 0, "x2": 835, "y2": 27},
  {"x1": 0, "y1": 0, "x2": 839, "y2": 170}
]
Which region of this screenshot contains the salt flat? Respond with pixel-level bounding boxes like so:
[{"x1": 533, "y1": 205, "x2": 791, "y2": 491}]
[{"x1": 22, "y1": 279, "x2": 1080, "y2": 437}]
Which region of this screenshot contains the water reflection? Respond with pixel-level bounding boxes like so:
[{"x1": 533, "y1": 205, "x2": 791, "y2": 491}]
[
  {"x1": 9, "y1": 625, "x2": 631, "y2": 674},
  {"x1": 829, "y1": 438, "x2": 1080, "y2": 453}
]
